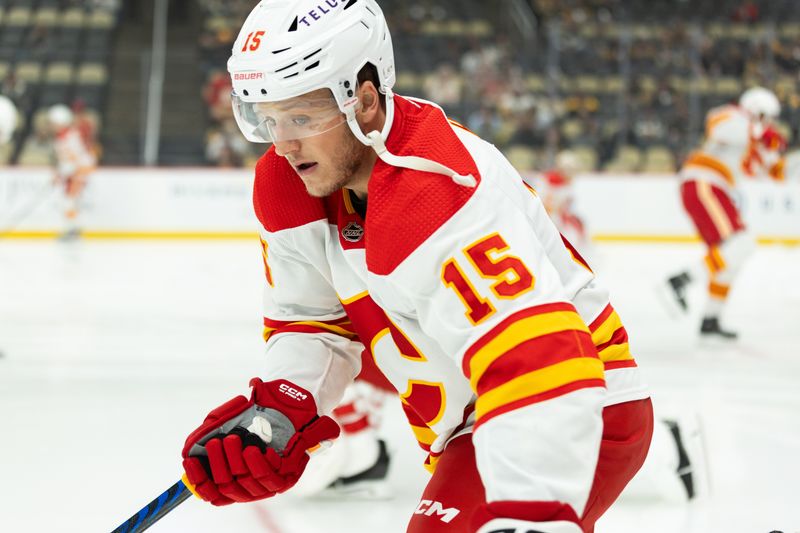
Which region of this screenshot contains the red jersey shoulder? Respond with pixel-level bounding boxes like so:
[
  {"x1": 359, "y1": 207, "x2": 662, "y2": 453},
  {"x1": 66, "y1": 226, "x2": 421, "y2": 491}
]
[
  {"x1": 253, "y1": 147, "x2": 327, "y2": 232},
  {"x1": 366, "y1": 96, "x2": 481, "y2": 276}
]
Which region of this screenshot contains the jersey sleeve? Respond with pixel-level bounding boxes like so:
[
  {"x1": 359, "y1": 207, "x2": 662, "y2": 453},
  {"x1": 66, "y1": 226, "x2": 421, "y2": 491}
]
[
  {"x1": 256, "y1": 226, "x2": 362, "y2": 415},
  {"x1": 759, "y1": 126, "x2": 787, "y2": 180},
  {"x1": 705, "y1": 105, "x2": 750, "y2": 147},
  {"x1": 252, "y1": 155, "x2": 363, "y2": 415},
  {"x1": 372, "y1": 153, "x2": 606, "y2": 525}
]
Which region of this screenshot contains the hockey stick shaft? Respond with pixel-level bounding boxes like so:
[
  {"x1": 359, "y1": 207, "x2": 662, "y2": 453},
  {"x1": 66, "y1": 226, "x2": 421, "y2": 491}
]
[{"x1": 110, "y1": 475, "x2": 195, "y2": 533}]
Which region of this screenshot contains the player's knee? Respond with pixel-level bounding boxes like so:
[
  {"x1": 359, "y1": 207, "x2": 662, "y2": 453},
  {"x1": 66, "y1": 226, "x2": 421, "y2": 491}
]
[{"x1": 720, "y1": 231, "x2": 756, "y2": 272}]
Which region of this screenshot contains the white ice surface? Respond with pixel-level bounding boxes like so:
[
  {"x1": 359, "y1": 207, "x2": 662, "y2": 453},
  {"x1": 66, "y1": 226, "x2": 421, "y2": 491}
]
[{"x1": 0, "y1": 240, "x2": 798, "y2": 533}]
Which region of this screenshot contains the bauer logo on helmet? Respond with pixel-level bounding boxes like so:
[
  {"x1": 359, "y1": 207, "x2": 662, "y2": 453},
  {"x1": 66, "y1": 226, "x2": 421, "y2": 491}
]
[{"x1": 234, "y1": 72, "x2": 264, "y2": 81}]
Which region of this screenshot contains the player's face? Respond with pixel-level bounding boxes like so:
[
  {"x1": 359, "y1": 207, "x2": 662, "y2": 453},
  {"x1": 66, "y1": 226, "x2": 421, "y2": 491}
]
[{"x1": 270, "y1": 92, "x2": 371, "y2": 198}]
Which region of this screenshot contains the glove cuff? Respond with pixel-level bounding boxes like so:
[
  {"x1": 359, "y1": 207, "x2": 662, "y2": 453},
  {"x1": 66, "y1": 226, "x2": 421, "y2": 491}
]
[
  {"x1": 475, "y1": 518, "x2": 583, "y2": 533},
  {"x1": 249, "y1": 378, "x2": 321, "y2": 431}
]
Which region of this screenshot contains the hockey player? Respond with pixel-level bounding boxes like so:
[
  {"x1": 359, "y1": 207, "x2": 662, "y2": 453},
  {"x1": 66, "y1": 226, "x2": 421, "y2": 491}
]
[
  {"x1": 0, "y1": 95, "x2": 18, "y2": 146},
  {"x1": 667, "y1": 87, "x2": 786, "y2": 340},
  {"x1": 535, "y1": 151, "x2": 592, "y2": 261},
  {"x1": 180, "y1": 2, "x2": 653, "y2": 532},
  {"x1": 289, "y1": 377, "x2": 393, "y2": 499},
  {"x1": 48, "y1": 104, "x2": 96, "y2": 240}
]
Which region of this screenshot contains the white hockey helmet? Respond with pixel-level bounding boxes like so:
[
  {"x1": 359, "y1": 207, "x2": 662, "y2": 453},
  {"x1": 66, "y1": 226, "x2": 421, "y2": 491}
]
[
  {"x1": 48, "y1": 104, "x2": 74, "y2": 127},
  {"x1": 555, "y1": 150, "x2": 581, "y2": 174},
  {"x1": 0, "y1": 95, "x2": 19, "y2": 145},
  {"x1": 227, "y1": 0, "x2": 476, "y2": 187},
  {"x1": 739, "y1": 86, "x2": 780, "y2": 120},
  {"x1": 227, "y1": 0, "x2": 396, "y2": 144}
]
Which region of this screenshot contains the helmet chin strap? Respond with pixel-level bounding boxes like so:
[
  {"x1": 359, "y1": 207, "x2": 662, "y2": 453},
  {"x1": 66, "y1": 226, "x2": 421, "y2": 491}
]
[{"x1": 345, "y1": 89, "x2": 477, "y2": 188}]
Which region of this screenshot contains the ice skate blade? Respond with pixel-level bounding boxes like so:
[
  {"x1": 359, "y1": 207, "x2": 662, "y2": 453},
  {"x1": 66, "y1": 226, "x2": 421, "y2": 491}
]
[
  {"x1": 698, "y1": 333, "x2": 739, "y2": 348},
  {"x1": 655, "y1": 279, "x2": 688, "y2": 319}
]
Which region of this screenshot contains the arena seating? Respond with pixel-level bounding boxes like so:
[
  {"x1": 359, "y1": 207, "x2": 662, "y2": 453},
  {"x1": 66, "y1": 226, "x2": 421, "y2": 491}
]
[
  {"x1": 0, "y1": 0, "x2": 119, "y2": 165},
  {"x1": 193, "y1": 0, "x2": 800, "y2": 171}
]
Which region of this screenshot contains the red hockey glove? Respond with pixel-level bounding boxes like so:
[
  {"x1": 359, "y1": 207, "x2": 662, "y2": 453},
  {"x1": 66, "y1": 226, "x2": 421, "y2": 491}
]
[
  {"x1": 181, "y1": 378, "x2": 340, "y2": 505},
  {"x1": 761, "y1": 126, "x2": 787, "y2": 153}
]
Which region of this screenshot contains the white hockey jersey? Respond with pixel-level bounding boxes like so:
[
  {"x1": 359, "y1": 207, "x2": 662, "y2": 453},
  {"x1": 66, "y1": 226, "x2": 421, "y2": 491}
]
[
  {"x1": 681, "y1": 104, "x2": 784, "y2": 191},
  {"x1": 53, "y1": 126, "x2": 96, "y2": 179},
  {"x1": 252, "y1": 95, "x2": 648, "y2": 520}
]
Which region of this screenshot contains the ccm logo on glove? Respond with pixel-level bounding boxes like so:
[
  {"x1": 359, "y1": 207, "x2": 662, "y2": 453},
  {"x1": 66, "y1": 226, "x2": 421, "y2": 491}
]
[
  {"x1": 279, "y1": 383, "x2": 308, "y2": 401},
  {"x1": 181, "y1": 378, "x2": 340, "y2": 506}
]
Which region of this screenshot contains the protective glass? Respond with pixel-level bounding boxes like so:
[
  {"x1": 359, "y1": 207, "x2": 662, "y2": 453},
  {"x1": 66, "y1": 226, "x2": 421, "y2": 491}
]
[{"x1": 231, "y1": 93, "x2": 347, "y2": 143}]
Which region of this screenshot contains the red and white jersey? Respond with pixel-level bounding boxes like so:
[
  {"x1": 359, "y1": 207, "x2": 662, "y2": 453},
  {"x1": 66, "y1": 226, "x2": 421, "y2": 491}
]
[
  {"x1": 253, "y1": 95, "x2": 648, "y2": 519},
  {"x1": 532, "y1": 170, "x2": 588, "y2": 251},
  {"x1": 537, "y1": 170, "x2": 573, "y2": 215},
  {"x1": 53, "y1": 126, "x2": 96, "y2": 178},
  {"x1": 680, "y1": 104, "x2": 784, "y2": 190}
]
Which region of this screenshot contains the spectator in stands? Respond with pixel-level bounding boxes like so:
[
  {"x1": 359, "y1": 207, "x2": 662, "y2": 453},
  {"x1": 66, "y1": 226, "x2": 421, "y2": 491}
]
[
  {"x1": 190, "y1": 0, "x2": 800, "y2": 171},
  {"x1": 732, "y1": 0, "x2": 759, "y2": 22},
  {"x1": 26, "y1": 23, "x2": 51, "y2": 56},
  {"x1": 206, "y1": 119, "x2": 250, "y2": 168},
  {"x1": 1, "y1": 73, "x2": 27, "y2": 108},
  {"x1": 743, "y1": 42, "x2": 770, "y2": 82},
  {"x1": 497, "y1": 67, "x2": 536, "y2": 117},
  {"x1": 507, "y1": 108, "x2": 547, "y2": 150},
  {"x1": 570, "y1": 115, "x2": 601, "y2": 148},
  {"x1": 204, "y1": 70, "x2": 234, "y2": 122},
  {"x1": 422, "y1": 63, "x2": 463, "y2": 115},
  {"x1": 90, "y1": 0, "x2": 121, "y2": 11},
  {"x1": 773, "y1": 39, "x2": 800, "y2": 73},
  {"x1": 632, "y1": 110, "x2": 667, "y2": 149},
  {"x1": 785, "y1": 93, "x2": 800, "y2": 142},
  {"x1": 563, "y1": 92, "x2": 599, "y2": 118},
  {"x1": 597, "y1": 132, "x2": 620, "y2": 170},
  {"x1": 467, "y1": 105, "x2": 503, "y2": 144},
  {"x1": 653, "y1": 80, "x2": 677, "y2": 113}
]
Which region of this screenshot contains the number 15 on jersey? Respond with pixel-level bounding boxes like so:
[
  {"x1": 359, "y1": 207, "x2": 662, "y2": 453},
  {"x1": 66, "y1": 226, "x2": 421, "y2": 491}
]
[{"x1": 441, "y1": 233, "x2": 536, "y2": 325}]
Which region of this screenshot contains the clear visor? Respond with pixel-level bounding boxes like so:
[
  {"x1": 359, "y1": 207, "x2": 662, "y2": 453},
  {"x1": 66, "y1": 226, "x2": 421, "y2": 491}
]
[{"x1": 231, "y1": 92, "x2": 347, "y2": 143}]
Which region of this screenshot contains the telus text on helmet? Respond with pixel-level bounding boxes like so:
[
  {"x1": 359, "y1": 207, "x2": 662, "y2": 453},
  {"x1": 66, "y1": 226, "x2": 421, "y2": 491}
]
[{"x1": 297, "y1": 0, "x2": 346, "y2": 28}]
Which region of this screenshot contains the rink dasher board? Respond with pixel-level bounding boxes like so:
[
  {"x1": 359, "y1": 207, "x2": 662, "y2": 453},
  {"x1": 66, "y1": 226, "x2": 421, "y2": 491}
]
[{"x1": 0, "y1": 168, "x2": 798, "y2": 242}]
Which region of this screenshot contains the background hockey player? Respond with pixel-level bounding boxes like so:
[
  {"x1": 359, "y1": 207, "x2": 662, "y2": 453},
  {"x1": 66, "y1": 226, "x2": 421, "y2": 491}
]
[
  {"x1": 48, "y1": 103, "x2": 97, "y2": 240},
  {"x1": 180, "y1": 2, "x2": 653, "y2": 532},
  {"x1": 290, "y1": 378, "x2": 393, "y2": 499},
  {"x1": 0, "y1": 94, "x2": 18, "y2": 147},
  {"x1": 667, "y1": 87, "x2": 786, "y2": 340},
  {"x1": 534, "y1": 150, "x2": 593, "y2": 261}
]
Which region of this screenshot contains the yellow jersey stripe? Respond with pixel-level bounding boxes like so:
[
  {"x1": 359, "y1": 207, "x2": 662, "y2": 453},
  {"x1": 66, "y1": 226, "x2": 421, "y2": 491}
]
[
  {"x1": 590, "y1": 310, "x2": 622, "y2": 346},
  {"x1": 598, "y1": 342, "x2": 633, "y2": 362},
  {"x1": 469, "y1": 311, "x2": 589, "y2": 389},
  {"x1": 475, "y1": 357, "x2": 604, "y2": 420}
]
